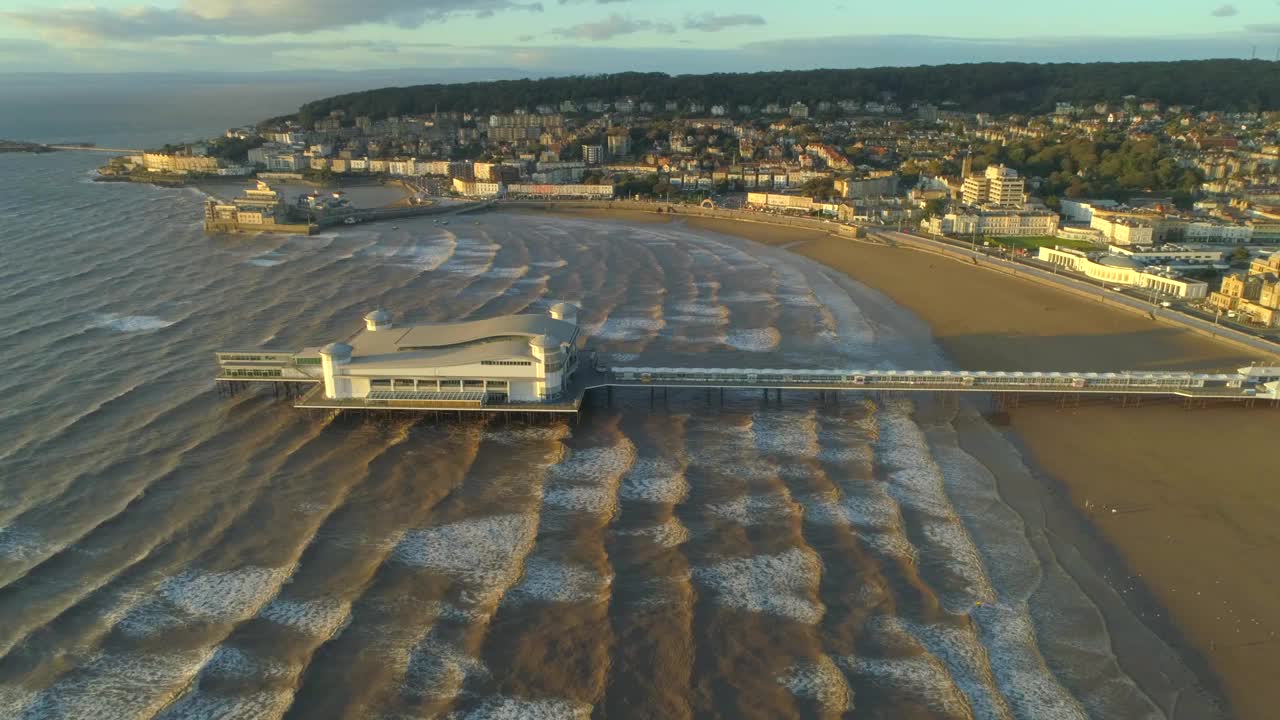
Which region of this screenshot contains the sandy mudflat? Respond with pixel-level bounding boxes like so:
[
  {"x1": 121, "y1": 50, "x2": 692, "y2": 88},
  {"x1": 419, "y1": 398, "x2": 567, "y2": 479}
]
[{"x1": 514, "y1": 207, "x2": 1279, "y2": 719}]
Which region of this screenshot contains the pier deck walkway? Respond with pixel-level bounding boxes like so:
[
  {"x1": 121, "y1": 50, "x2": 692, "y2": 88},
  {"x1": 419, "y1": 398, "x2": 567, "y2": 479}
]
[{"x1": 214, "y1": 350, "x2": 1280, "y2": 415}]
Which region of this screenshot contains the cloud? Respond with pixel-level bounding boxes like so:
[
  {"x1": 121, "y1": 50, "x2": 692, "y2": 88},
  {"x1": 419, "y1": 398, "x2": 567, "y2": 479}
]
[
  {"x1": 4, "y1": 30, "x2": 1280, "y2": 75},
  {"x1": 684, "y1": 13, "x2": 766, "y2": 32},
  {"x1": 1209, "y1": 3, "x2": 1238, "y2": 16},
  {"x1": 2, "y1": 0, "x2": 544, "y2": 39},
  {"x1": 552, "y1": 14, "x2": 674, "y2": 40}
]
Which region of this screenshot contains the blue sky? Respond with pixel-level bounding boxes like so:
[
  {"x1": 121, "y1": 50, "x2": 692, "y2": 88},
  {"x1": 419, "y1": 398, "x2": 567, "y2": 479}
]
[{"x1": 1, "y1": 0, "x2": 1279, "y2": 73}]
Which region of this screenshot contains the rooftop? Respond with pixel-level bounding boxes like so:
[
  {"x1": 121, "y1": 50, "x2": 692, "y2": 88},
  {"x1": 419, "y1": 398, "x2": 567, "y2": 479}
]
[{"x1": 337, "y1": 311, "x2": 580, "y2": 371}]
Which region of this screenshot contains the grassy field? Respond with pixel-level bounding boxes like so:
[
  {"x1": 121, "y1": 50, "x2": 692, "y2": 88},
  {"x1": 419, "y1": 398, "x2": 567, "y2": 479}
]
[{"x1": 983, "y1": 235, "x2": 1097, "y2": 252}]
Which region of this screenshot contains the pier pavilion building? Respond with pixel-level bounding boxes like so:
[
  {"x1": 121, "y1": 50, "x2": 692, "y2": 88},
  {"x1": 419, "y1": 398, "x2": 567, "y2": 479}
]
[{"x1": 288, "y1": 303, "x2": 582, "y2": 405}]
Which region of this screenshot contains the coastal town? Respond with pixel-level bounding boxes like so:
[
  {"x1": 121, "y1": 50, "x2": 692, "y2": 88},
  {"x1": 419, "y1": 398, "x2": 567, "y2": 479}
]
[{"x1": 88, "y1": 88, "x2": 1280, "y2": 336}]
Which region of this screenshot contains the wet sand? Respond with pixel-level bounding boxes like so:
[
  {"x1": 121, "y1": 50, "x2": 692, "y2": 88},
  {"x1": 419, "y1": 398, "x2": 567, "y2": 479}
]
[{"x1": 518, "y1": 207, "x2": 1277, "y2": 720}]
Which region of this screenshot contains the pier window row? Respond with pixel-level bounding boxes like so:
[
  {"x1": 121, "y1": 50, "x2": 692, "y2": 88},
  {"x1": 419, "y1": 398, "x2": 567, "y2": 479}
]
[{"x1": 222, "y1": 369, "x2": 283, "y2": 378}]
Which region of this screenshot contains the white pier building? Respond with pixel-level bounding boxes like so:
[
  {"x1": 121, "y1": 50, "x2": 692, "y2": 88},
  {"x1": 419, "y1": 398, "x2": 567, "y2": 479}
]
[{"x1": 217, "y1": 303, "x2": 582, "y2": 407}]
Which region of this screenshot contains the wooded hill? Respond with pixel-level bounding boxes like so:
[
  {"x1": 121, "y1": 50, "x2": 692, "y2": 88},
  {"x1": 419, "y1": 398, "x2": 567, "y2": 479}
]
[{"x1": 288, "y1": 60, "x2": 1279, "y2": 124}]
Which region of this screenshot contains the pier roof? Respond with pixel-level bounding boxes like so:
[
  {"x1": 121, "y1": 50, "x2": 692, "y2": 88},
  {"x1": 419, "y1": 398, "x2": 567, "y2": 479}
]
[{"x1": 338, "y1": 312, "x2": 579, "y2": 371}]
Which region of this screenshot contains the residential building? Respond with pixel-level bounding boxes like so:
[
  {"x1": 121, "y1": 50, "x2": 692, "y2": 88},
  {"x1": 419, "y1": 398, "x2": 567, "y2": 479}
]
[
  {"x1": 925, "y1": 209, "x2": 1059, "y2": 237},
  {"x1": 1091, "y1": 215, "x2": 1156, "y2": 245},
  {"x1": 1209, "y1": 250, "x2": 1280, "y2": 326},
  {"x1": 506, "y1": 184, "x2": 615, "y2": 199},
  {"x1": 141, "y1": 152, "x2": 222, "y2": 175},
  {"x1": 962, "y1": 165, "x2": 1026, "y2": 209},
  {"x1": 581, "y1": 144, "x2": 604, "y2": 165},
  {"x1": 835, "y1": 175, "x2": 899, "y2": 199},
  {"x1": 451, "y1": 179, "x2": 502, "y2": 196},
  {"x1": 789, "y1": 102, "x2": 810, "y2": 119},
  {"x1": 607, "y1": 134, "x2": 631, "y2": 158}
]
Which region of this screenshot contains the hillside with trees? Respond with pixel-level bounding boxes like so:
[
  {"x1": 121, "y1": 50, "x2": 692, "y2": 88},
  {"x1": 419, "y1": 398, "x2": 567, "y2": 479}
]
[{"x1": 288, "y1": 60, "x2": 1280, "y2": 124}]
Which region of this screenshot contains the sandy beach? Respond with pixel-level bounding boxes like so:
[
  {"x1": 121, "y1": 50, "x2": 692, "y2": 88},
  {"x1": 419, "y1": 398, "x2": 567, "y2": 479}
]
[{"x1": 513, "y1": 206, "x2": 1278, "y2": 719}]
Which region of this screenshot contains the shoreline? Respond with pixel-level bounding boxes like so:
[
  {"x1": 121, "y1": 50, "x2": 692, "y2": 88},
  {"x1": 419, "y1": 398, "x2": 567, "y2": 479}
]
[{"x1": 503, "y1": 205, "x2": 1273, "y2": 719}]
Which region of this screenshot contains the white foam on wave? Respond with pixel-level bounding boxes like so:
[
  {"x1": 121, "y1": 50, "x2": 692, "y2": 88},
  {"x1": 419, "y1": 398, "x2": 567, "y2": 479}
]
[
  {"x1": 447, "y1": 695, "x2": 593, "y2": 720},
  {"x1": 488, "y1": 265, "x2": 530, "y2": 279},
  {"x1": 257, "y1": 596, "x2": 350, "y2": 639},
  {"x1": 892, "y1": 615, "x2": 1015, "y2": 719},
  {"x1": 876, "y1": 404, "x2": 995, "y2": 611},
  {"x1": 752, "y1": 410, "x2": 818, "y2": 458},
  {"x1": 531, "y1": 259, "x2": 568, "y2": 269},
  {"x1": 778, "y1": 657, "x2": 854, "y2": 713},
  {"x1": 392, "y1": 514, "x2": 539, "y2": 614},
  {"x1": 589, "y1": 315, "x2": 665, "y2": 342},
  {"x1": 961, "y1": 604, "x2": 1090, "y2": 719},
  {"x1": 403, "y1": 637, "x2": 490, "y2": 700},
  {"x1": 705, "y1": 492, "x2": 796, "y2": 526},
  {"x1": 117, "y1": 564, "x2": 294, "y2": 637},
  {"x1": 724, "y1": 328, "x2": 781, "y2": 352},
  {"x1": 0, "y1": 525, "x2": 50, "y2": 564},
  {"x1": 154, "y1": 687, "x2": 296, "y2": 720},
  {"x1": 549, "y1": 442, "x2": 636, "y2": 483},
  {"x1": 691, "y1": 547, "x2": 824, "y2": 624},
  {"x1": 246, "y1": 249, "x2": 286, "y2": 267},
  {"x1": 670, "y1": 302, "x2": 730, "y2": 319},
  {"x1": 717, "y1": 290, "x2": 775, "y2": 305},
  {"x1": 542, "y1": 486, "x2": 618, "y2": 515},
  {"x1": 366, "y1": 240, "x2": 455, "y2": 271},
  {"x1": 837, "y1": 653, "x2": 973, "y2": 717},
  {"x1": 614, "y1": 516, "x2": 690, "y2": 548},
  {"x1": 19, "y1": 648, "x2": 214, "y2": 719},
  {"x1": 203, "y1": 645, "x2": 291, "y2": 681},
  {"x1": 90, "y1": 313, "x2": 176, "y2": 333},
  {"x1": 503, "y1": 555, "x2": 612, "y2": 606},
  {"x1": 619, "y1": 457, "x2": 688, "y2": 504}
]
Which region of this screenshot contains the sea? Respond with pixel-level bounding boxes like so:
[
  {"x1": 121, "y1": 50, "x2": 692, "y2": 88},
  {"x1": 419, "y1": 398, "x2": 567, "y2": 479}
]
[{"x1": 0, "y1": 150, "x2": 1225, "y2": 719}]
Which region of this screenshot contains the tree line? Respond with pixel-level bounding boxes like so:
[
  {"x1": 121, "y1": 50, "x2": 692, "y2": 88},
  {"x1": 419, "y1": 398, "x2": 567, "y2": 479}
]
[{"x1": 288, "y1": 60, "x2": 1280, "y2": 125}]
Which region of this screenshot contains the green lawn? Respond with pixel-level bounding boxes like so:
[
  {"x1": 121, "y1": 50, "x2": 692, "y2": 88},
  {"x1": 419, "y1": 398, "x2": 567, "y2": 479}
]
[{"x1": 984, "y1": 235, "x2": 1096, "y2": 252}]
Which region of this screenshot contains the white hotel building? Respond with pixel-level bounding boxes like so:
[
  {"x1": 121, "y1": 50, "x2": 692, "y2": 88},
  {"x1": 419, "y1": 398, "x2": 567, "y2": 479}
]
[
  {"x1": 287, "y1": 305, "x2": 582, "y2": 405},
  {"x1": 1037, "y1": 247, "x2": 1209, "y2": 299}
]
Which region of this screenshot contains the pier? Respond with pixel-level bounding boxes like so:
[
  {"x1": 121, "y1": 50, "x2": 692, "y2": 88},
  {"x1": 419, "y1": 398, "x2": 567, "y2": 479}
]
[{"x1": 215, "y1": 350, "x2": 1280, "y2": 418}]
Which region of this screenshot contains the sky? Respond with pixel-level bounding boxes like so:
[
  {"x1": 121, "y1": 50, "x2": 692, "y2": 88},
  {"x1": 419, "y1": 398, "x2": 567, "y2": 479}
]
[{"x1": 1, "y1": 0, "x2": 1280, "y2": 75}]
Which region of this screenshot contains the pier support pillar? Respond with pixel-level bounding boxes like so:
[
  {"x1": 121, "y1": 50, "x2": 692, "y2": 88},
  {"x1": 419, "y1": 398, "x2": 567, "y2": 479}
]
[{"x1": 719, "y1": 387, "x2": 724, "y2": 406}]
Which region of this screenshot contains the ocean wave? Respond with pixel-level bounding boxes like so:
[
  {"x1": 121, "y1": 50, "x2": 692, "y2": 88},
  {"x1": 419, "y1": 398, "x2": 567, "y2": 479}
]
[
  {"x1": 403, "y1": 637, "x2": 490, "y2": 700},
  {"x1": 257, "y1": 596, "x2": 350, "y2": 640},
  {"x1": 154, "y1": 688, "x2": 296, "y2": 720},
  {"x1": 705, "y1": 492, "x2": 796, "y2": 526},
  {"x1": 392, "y1": 514, "x2": 539, "y2": 615},
  {"x1": 778, "y1": 657, "x2": 854, "y2": 713},
  {"x1": 502, "y1": 555, "x2": 612, "y2": 606},
  {"x1": 89, "y1": 313, "x2": 176, "y2": 333},
  {"x1": 118, "y1": 564, "x2": 295, "y2": 637},
  {"x1": 614, "y1": 516, "x2": 691, "y2": 548},
  {"x1": 619, "y1": 457, "x2": 688, "y2": 504},
  {"x1": 691, "y1": 547, "x2": 824, "y2": 624},
  {"x1": 447, "y1": 695, "x2": 593, "y2": 720},
  {"x1": 724, "y1": 328, "x2": 781, "y2": 352},
  {"x1": 19, "y1": 648, "x2": 216, "y2": 719}
]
